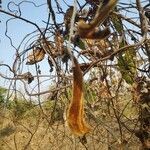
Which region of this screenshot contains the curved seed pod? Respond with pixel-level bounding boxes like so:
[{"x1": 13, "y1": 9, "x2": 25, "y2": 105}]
[{"x1": 67, "y1": 57, "x2": 91, "y2": 136}]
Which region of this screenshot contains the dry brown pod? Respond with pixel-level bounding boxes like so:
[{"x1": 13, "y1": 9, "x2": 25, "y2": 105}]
[
  {"x1": 26, "y1": 47, "x2": 45, "y2": 65},
  {"x1": 77, "y1": 0, "x2": 118, "y2": 39},
  {"x1": 67, "y1": 57, "x2": 91, "y2": 136}
]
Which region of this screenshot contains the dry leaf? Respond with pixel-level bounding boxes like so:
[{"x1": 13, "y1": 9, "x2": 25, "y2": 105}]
[
  {"x1": 18, "y1": 72, "x2": 34, "y2": 84},
  {"x1": 26, "y1": 47, "x2": 45, "y2": 65}
]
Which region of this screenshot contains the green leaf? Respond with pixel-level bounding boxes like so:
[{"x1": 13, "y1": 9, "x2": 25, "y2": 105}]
[
  {"x1": 64, "y1": 35, "x2": 86, "y2": 49},
  {"x1": 118, "y1": 41, "x2": 137, "y2": 85},
  {"x1": 76, "y1": 39, "x2": 86, "y2": 49},
  {"x1": 111, "y1": 11, "x2": 123, "y2": 34}
]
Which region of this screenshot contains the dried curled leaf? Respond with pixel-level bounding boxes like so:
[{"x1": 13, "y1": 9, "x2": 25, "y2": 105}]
[
  {"x1": 26, "y1": 47, "x2": 45, "y2": 65},
  {"x1": 64, "y1": 6, "x2": 74, "y2": 34},
  {"x1": 77, "y1": 0, "x2": 118, "y2": 39},
  {"x1": 67, "y1": 57, "x2": 91, "y2": 136},
  {"x1": 85, "y1": 0, "x2": 99, "y2": 5},
  {"x1": 39, "y1": 38, "x2": 59, "y2": 58},
  {"x1": 18, "y1": 72, "x2": 34, "y2": 84},
  {"x1": 54, "y1": 31, "x2": 64, "y2": 54},
  {"x1": 48, "y1": 56, "x2": 54, "y2": 72},
  {"x1": 64, "y1": 6, "x2": 74, "y2": 26}
]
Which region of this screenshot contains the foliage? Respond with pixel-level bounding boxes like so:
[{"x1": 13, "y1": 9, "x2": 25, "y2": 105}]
[
  {"x1": 0, "y1": 86, "x2": 7, "y2": 105},
  {"x1": 10, "y1": 99, "x2": 36, "y2": 120}
]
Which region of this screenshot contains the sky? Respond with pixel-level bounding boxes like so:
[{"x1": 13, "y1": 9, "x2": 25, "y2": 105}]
[
  {"x1": 0, "y1": 0, "x2": 78, "y2": 66},
  {"x1": 0, "y1": 0, "x2": 149, "y2": 96},
  {"x1": 0, "y1": 1, "x2": 63, "y2": 83},
  {"x1": 0, "y1": 1, "x2": 47, "y2": 64},
  {"x1": 0, "y1": 0, "x2": 77, "y2": 99},
  {"x1": 0, "y1": 1, "x2": 58, "y2": 99}
]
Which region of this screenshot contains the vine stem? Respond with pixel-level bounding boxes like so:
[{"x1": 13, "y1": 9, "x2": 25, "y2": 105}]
[{"x1": 67, "y1": 0, "x2": 77, "y2": 64}]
